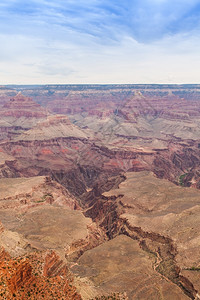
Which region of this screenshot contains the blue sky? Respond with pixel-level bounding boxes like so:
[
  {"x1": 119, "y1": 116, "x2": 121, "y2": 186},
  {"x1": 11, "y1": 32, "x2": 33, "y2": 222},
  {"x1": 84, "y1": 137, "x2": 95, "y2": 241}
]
[{"x1": 0, "y1": 0, "x2": 200, "y2": 84}]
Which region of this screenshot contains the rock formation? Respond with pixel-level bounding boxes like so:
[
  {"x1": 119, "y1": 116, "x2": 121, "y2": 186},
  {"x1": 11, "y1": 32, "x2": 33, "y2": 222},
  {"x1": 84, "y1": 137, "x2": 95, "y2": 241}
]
[
  {"x1": 0, "y1": 85, "x2": 200, "y2": 299},
  {"x1": 0, "y1": 248, "x2": 81, "y2": 299}
]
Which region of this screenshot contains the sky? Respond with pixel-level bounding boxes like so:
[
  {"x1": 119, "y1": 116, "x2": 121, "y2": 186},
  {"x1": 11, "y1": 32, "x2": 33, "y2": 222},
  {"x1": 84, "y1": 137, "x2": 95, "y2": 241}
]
[{"x1": 0, "y1": 0, "x2": 200, "y2": 84}]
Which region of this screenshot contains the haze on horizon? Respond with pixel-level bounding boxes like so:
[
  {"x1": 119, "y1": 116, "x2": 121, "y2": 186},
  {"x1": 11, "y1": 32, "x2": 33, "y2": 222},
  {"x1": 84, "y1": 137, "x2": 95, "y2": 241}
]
[{"x1": 1, "y1": 0, "x2": 200, "y2": 85}]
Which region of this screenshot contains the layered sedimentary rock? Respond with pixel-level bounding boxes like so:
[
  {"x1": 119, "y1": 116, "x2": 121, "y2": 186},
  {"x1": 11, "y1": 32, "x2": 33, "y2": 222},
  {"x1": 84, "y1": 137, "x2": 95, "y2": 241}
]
[
  {"x1": 0, "y1": 248, "x2": 81, "y2": 299},
  {"x1": 1, "y1": 88, "x2": 200, "y2": 189},
  {"x1": 0, "y1": 86, "x2": 200, "y2": 299},
  {"x1": 79, "y1": 172, "x2": 200, "y2": 299},
  {"x1": 0, "y1": 92, "x2": 48, "y2": 142},
  {"x1": 0, "y1": 176, "x2": 79, "y2": 210},
  {"x1": 0, "y1": 175, "x2": 100, "y2": 257}
]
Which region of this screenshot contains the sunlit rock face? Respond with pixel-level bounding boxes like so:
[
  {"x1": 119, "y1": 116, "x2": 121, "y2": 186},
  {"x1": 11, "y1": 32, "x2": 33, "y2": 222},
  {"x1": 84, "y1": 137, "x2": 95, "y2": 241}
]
[{"x1": 0, "y1": 85, "x2": 200, "y2": 299}]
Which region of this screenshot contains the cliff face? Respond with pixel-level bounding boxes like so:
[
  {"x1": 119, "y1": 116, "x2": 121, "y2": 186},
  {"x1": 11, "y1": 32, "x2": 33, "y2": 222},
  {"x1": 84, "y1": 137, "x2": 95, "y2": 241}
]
[
  {"x1": 1, "y1": 90, "x2": 200, "y2": 190},
  {"x1": 77, "y1": 172, "x2": 200, "y2": 299},
  {"x1": 0, "y1": 93, "x2": 48, "y2": 142},
  {"x1": 0, "y1": 87, "x2": 200, "y2": 299},
  {"x1": 1, "y1": 137, "x2": 199, "y2": 193},
  {"x1": 2, "y1": 92, "x2": 47, "y2": 118},
  {"x1": 8, "y1": 260, "x2": 32, "y2": 294}
]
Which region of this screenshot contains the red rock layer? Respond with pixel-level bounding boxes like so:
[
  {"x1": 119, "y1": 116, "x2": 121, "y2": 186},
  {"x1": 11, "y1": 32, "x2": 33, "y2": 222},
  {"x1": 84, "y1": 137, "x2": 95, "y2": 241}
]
[
  {"x1": 0, "y1": 248, "x2": 81, "y2": 299},
  {"x1": 2, "y1": 93, "x2": 47, "y2": 118}
]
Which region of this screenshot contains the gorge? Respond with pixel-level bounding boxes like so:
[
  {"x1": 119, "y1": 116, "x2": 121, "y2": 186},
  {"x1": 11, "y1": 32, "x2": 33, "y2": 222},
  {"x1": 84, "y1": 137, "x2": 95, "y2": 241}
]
[{"x1": 0, "y1": 85, "x2": 200, "y2": 299}]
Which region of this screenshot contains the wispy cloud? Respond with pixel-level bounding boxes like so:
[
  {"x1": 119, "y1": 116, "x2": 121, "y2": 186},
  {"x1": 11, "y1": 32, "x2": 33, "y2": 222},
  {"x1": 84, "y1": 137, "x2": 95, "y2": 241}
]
[
  {"x1": 2, "y1": 0, "x2": 199, "y2": 42},
  {"x1": 0, "y1": 0, "x2": 200, "y2": 83}
]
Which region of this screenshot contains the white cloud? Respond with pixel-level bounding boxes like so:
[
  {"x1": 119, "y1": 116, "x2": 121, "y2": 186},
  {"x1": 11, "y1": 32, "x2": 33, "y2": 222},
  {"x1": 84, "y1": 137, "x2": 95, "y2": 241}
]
[
  {"x1": 0, "y1": 0, "x2": 200, "y2": 83},
  {"x1": 1, "y1": 28, "x2": 200, "y2": 84}
]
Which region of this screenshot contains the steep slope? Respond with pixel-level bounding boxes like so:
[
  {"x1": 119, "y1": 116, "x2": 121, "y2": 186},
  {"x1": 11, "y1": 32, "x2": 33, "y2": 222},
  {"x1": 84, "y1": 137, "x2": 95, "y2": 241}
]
[
  {"x1": 0, "y1": 86, "x2": 200, "y2": 298},
  {"x1": 0, "y1": 175, "x2": 95, "y2": 253},
  {"x1": 17, "y1": 115, "x2": 89, "y2": 141},
  {"x1": 80, "y1": 171, "x2": 200, "y2": 299},
  {"x1": 0, "y1": 93, "x2": 48, "y2": 142},
  {"x1": 2, "y1": 92, "x2": 47, "y2": 120},
  {"x1": 1, "y1": 91, "x2": 200, "y2": 190},
  {"x1": 0, "y1": 248, "x2": 81, "y2": 299}
]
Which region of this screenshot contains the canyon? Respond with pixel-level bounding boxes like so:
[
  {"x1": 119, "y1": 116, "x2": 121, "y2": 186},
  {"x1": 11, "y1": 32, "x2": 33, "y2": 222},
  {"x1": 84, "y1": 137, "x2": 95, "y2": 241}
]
[{"x1": 0, "y1": 85, "x2": 200, "y2": 299}]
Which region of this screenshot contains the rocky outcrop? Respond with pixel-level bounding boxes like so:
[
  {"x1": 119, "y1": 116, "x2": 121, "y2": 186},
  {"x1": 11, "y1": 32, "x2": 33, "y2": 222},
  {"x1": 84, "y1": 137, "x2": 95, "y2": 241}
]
[
  {"x1": 65, "y1": 222, "x2": 108, "y2": 261},
  {"x1": 17, "y1": 115, "x2": 88, "y2": 141},
  {"x1": 120, "y1": 220, "x2": 197, "y2": 299},
  {"x1": 0, "y1": 176, "x2": 79, "y2": 211},
  {"x1": 0, "y1": 91, "x2": 200, "y2": 192},
  {"x1": 43, "y1": 251, "x2": 69, "y2": 277},
  {"x1": 1, "y1": 133, "x2": 199, "y2": 194},
  {"x1": 0, "y1": 248, "x2": 82, "y2": 299},
  {"x1": 0, "y1": 93, "x2": 48, "y2": 142},
  {"x1": 8, "y1": 260, "x2": 32, "y2": 294},
  {"x1": 0, "y1": 222, "x2": 4, "y2": 234},
  {"x1": 80, "y1": 172, "x2": 200, "y2": 299},
  {"x1": 2, "y1": 92, "x2": 47, "y2": 118},
  {"x1": 0, "y1": 86, "x2": 200, "y2": 298}
]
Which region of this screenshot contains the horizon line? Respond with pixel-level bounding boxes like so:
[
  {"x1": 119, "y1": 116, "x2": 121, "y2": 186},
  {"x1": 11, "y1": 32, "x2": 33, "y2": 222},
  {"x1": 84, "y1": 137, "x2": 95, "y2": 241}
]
[{"x1": 1, "y1": 83, "x2": 200, "y2": 87}]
